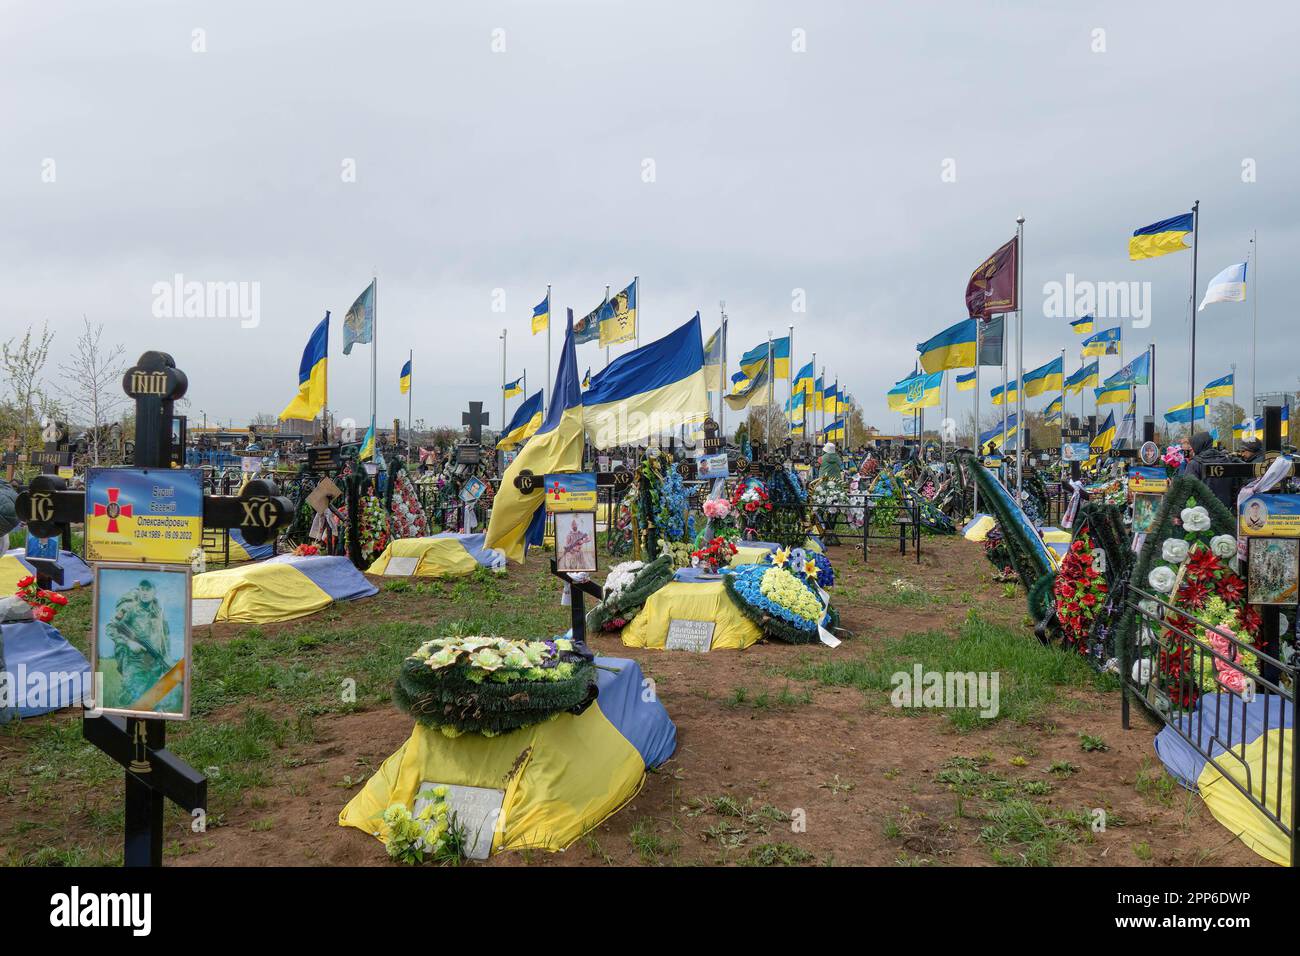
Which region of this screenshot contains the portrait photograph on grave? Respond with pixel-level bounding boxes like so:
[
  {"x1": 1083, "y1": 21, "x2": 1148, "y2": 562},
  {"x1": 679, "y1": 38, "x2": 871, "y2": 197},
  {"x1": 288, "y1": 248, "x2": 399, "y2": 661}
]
[
  {"x1": 88, "y1": 562, "x2": 193, "y2": 720},
  {"x1": 555, "y1": 511, "x2": 597, "y2": 573}
]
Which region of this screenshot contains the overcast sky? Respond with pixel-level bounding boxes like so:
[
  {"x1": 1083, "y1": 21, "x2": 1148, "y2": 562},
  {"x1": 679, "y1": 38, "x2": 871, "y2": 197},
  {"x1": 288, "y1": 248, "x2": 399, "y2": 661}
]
[{"x1": 4, "y1": 0, "x2": 1298, "y2": 436}]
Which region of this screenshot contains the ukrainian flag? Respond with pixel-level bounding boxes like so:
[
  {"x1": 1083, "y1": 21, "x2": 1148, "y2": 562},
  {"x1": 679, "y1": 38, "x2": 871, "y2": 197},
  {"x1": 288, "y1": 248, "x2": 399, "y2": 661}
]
[
  {"x1": 1284, "y1": 406, "x2": 1290, "y2": 439},
  {"x1": 504, "y1": 376, "x2": 524, "y2": 398},
  {"x1": 1090, "y1": 411, "x2": 1117, "y2": 456},
  {"x1": 1164, "y1": 397, "x2": 1208, "y2": 424},
  {"x1": 487, "y1": 318, "x2": 585, "y2": 563},
  {"x1": 581, "y1": 369, "x2": 591, "y2": 390},
  {"x1": 738, "y1": 337, "x2": 790, "y2": 380},
  {"x1": 955, "y1": 370, "x2": 977, "y2": 392},
  {"x1": 599, "y1": 279, "x2": 636, "y2": 346},
  {"x1": 979, "y1": 413, "x2": 1018, "y2": 451},
  {"x1": 917, "y1": 319, "x2": 977, "y2": 373},
  {"x1": 1093, "y1": 383, "x2": 1131, "y2": 407},
  {"x1": 584, "y1": 313, "x2": 709, "y2": 448},
  {"x1": 1202, "y1": 372, "x2": 1234, "y2": 399},
  {"x1": 1044, "y1": 395, "x2": 1063, "y2": 423},
  {"x1": 1081, "y1": 326, "x2": 1122, "y2": 357},
  {"x1": 359, "y1": 422, "x2": 376, "y2": 461},
  {"x1": 812, "y1": 376, "x2": 825, "y2": 411},
  {"x1": 823, "y1": 382, "x2": 839, "y2": 416},
  {"x1": 399, "y1": 359, "x2": 412, "y2": 395},
  {"x1": 702, "y1": 328, "x2": 722, "y2": 392},
  {"x1": 821, "y1": 420, "x2": 845, "y2": 442},
  {"x1": 1022, "y1": 356, "x2": 1064, "y2": 398},
  {"x1": 793, "y1": 361, "x2": 815, "y2": 395},
  {"x1": 497, "y1": 389, "x2": 544, "y2": 450},
  {"x1": 531, "y1": 292, "x2": 550, "y2": 335},
  {"x1": 279, "y1": 313, "x2": 329, "y2": 421},
  {"x1": 990, "y1": 379, "x2": 1018, "y2": 407},
  {"x1": 887, "y1": 371, "x2": 943, "y2": 412},
  {"x1": 1070, "y1": 314, "x2": 1094, "y2": 334},
  {"x1": 1107, "y1": 351, "x2": 1150, "y2": 387},
  {"x1": 1130, "y1": 212, "x2": 1194, "y2": 261},
  {"x1": 1064, "y1": 360, "x2": 1099, "y2": 395}
]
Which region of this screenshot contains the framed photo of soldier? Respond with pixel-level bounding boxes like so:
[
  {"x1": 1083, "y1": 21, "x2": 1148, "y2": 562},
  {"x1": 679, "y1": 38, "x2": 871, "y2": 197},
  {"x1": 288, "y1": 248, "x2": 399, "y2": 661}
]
[
  {"x1": 87, "y1": 562, "x2": 193, "y2": 720},
  {"x1": 554, "y1": 511, "x2": 597, "y2": 574}
]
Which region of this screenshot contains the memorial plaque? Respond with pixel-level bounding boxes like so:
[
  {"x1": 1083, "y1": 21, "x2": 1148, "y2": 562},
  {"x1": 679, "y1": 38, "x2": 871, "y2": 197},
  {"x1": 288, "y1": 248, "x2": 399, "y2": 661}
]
[
  {"x1": 414, "y1": 782, "x2": 505, "y2": 861},
  {"x1": 383, "y1": 556, "x2": 419, "y2": 577},
  {"x1": 665, "y1": 618, "x2": 715, "y2": 653},
  {"x1": 307, "y1": 444, "x2": 341, "y2": 472}
]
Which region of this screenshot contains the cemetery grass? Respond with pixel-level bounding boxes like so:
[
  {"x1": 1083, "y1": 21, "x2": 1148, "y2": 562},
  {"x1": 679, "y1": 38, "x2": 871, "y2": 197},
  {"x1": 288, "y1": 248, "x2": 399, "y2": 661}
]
[{"x1": 0, "y1": 539, "x2": 1268, "y2": 867}]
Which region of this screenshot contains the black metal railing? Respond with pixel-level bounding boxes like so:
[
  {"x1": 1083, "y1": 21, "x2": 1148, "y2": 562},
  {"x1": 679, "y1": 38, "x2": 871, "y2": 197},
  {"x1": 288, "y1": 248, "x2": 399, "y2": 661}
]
[{"x1": 1116, "y1": 578, "x2": 1297, "y2": 865}]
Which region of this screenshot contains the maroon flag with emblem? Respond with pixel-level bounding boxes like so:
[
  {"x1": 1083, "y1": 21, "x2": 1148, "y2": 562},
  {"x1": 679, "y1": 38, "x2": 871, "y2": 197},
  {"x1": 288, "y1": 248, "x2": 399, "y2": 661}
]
[{"x1": 966, "y1": 236, "x2": 1018, "y2": 319}]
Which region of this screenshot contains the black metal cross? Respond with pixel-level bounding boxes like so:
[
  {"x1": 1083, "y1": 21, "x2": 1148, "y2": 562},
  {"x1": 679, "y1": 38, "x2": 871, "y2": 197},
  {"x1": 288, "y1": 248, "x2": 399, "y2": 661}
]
[
  {"x1": 461, "y1": 401, "x2": 489, "y2": 444},
  {"x1": 11, "y1": 350, "x2": 294, "y2": 867}
]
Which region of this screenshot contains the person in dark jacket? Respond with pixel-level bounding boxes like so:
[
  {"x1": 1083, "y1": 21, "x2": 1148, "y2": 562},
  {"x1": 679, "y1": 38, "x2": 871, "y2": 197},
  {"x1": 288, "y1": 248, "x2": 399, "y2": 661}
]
[{"x1": 1182, "y1": 431, "x2": 1235, "y2": 509}]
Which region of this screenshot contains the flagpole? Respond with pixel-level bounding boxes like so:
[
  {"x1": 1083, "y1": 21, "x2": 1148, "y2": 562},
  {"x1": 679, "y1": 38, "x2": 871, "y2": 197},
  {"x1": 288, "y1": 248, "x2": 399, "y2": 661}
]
[
  {"x1": 1230, "y1": 361, "x2": 1237, "y2": 452},
  {"x1": 545, "y1": 284, "x2": 552, "y2": 417},
  {"x1": 788, "y1": 324, "x2": 795, "y2": 440},
  {"x1": 1015, "y1": 216, "x2": 1025, "y2": 499},
  {"x1": 1250, "y1": 229, "x2": 1257, "y2": 420},
  {"x1": 371, "y1": 276, "x2": 378, "y2": 456},
  {"x1": 766, "y1": 332, "x2": 774, "y2": 444},
  {"x1": 322, "y1": 310, "x2": 331, "y2": 444},
  {"x1": 635, "y1": 276, "x2": 640, "y2": 348},
  {"x1": 1189, "y1": 201, "x2": 1200, "y2": 413},
  {"x1": 500, "y1": 329, "x2": 507, "y2": 438},
  {"x1": 603, "y1": 284, "x2": 611, "y2": 369},
  {"x1": 719, "y1": 302, "x2": 728, "y2": 439},
  {"x1": 1000, "y1": 313, "x2": 1007, "y2": 469},
  {"x1": 808, "y1": 350, "x2": 815, "y2": 456},
  {"x1": 407, "y1": 349, "x2": 413, "y2": 448},
  {"x1": 974, "y1": 321, "x2": 981, "y2": 514}
]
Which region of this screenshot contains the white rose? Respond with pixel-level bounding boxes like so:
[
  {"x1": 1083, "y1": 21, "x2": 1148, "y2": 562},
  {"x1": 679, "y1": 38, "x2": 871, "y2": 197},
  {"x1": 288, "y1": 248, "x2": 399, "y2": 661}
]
[
  {"x1": 1181, "y1": 506, "x2": 1211, "y2": 532},
  {"x1": 1131, "y1": 659, "x2": 1152, "y2": 686},
  {"x1": 1148, "y1": 565, "x2": 1177, "y2": 593},
  {"x1": 1161, "y1": 539, "x2": 1190, "y2": 564},
  {"x1": 1210, "y1": 534, "x2": 1237, "y2": 558}
]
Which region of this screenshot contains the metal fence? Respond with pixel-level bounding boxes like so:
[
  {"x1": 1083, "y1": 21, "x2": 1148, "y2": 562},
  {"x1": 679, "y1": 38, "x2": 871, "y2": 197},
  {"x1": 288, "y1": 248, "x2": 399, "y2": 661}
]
[{"x1": 1116, "y1": 578, "x2": 1297, "y2": 866}]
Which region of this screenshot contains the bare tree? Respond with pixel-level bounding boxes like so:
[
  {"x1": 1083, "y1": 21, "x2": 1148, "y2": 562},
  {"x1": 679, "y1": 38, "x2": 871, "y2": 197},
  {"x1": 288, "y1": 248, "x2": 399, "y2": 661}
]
[
  {"x1": 58, "y1": 317, "x2": 126, "y2": 465},
  {"x1": 1, "y1": 322, "x2": 55, "y2": 450}
]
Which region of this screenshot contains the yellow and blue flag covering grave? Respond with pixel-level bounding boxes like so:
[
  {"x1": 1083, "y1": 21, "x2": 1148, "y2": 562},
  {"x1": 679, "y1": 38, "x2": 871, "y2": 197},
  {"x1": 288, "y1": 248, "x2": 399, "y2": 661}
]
[
  {"x1": 497, "y1": 390, "x2": 543, "y2": 450},
  {"x1": 193, "y1": 554, "x2": 377, "y2": 624},
  {"x1": 487, "y1": 318, "x2": 585, "y2": 562},
  {"x1": 279, "y1": 313, "x2": 329, "y2": 421},
  {"x1": 887, "y1": 371, "x2": 942, "y2": 412},
  {"x1": 1130, "y1": 212, "x2": 1193, "y2": 261},
  {"x1": 917, "y1": 318, "x2": 977, "y2": 373},
  {"x1": 340, "y1": 654, "x2": 676, "y2": 856},
  {"x1": 599, "y1": 279, "x2": 636, "y2": 346},
  {"x1": 584, "y1": 313, "x2": 709, "y2": 447},
  {"x1": 367, "y1": 533, "x2": 507, "y2": 579},
  {"x1": 1081, "y1": 325, "x2": 1122, "y2": 357}
]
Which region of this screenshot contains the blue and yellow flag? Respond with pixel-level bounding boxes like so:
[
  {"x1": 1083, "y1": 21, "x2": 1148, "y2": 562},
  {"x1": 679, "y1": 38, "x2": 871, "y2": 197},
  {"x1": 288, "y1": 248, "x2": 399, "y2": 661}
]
[
  {"x1": 821, "y1": 419, "x2": 845, "y2": 442},
  {"x1": 581, "y1": 368, "x2": 591, "y2": 390},
  {"x1": 342, "y1": 281, "x2": 374, "y2": 355},
  {"x1": 531, "y1": 292, "x2": 550, "y2": 335},
  {"x1": 488, "y1": 318, "x2": 585, "y2": 562},
  {"x1": 599, "y1": 280, "x2": 637, "y2": 346},
  {"x1": 1021, "y1": 356, "x2": 1064, "y2": 398},
  {"x1": 359, "y1": 422, "x2": 376, "y2": 461},
  {"x1": 1093, "y1": 383, "x2": 1131, "y2": 407},
  {"x1": 979, "y1": 413, "x2": 1018, "y2": 451},
  {"x1": 1130, "y1": 212, "x2": 1194, "y2": 261},
  {"x1": 812, "y1": 375, "x2": 825, "y2": 411},
  {"x1": 1090, "y1": 411, "x2": 1117, "y2": 456},
  {"x1": 1201, "y1": 372, "x2": 1234, "y2": 399},
  {"x1": 917, "y1": 319, "x2": 977, "y2": 373},
  {"x1": 497, "y1": 389, "x2": 544, "y2": 450},
  {"x1": 399, "y1": 358, "x2": 412, "y2": 395},
  {"x1": 1164, "y1": 397, "x2": 1208, "y2": 424},
  {"x1": 279, "y1": 312, "x2": 329, "y2": 421},
  {"x1": 702, "y1": 327, "x2": 722, "y2": 392},
  {"x1": 887, "y1": 371, "x2": 943, "y2": 412},
  {"x1": 990, "y1": 379, "x2": 1018, "y2": 407},
  {"x1": 1064, "y1": 360, "x2": 1100, "y2": 395},
  {"x1": 503, "y1": 376, "x2": 524, "y2": 398},
  {"x1": 1044, "y1": 396, "x2": 1063, "y2": 424},
  {"x1": 955, "y1": 370, "x2": 977, "y2": 392},
  {"x1": 585, "y1": 313, "x2": 709, "y2": 447},
  {"x1": 823, "y1": 382, "x2": 839, "y2": 416},
  {"x1": 738, "y1": 337, "x2": 790, "y2": 380},
  {"x1": 1070, "y1": 314, "x2": 1094, "y2": 334},
  {"x1": 1081, "y1": 326, "x2": 1122, "y2": 357},
  {"x1": 1105, "y1": 350, "x2": 1150, "y2": 388},
  {"x1": 793, "y1": 361, "x2": 815, "y2": 395},
  {"x1": 727, "y1": 359, "x2": 775, "y2": 410}
]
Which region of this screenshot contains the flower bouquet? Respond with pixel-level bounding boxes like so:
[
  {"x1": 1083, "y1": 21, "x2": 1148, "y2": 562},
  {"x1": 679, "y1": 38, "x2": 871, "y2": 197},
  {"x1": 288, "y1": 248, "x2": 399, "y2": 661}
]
[
  {"x1": 381, "y1": 788, "x2": 465, "y2": 865},
  {"x1": 1052, "y1": 532, "x2": 1108, "y2": 654},
  {"x1": 586, "y1": 555, "x2": 675, "y2": 632},
  {"x1": 724, "y1": 547, "x2": 837, "y2": 644},
  {"x1": 691, "y1": 536, "x2": 738, "y2": 574},
  {"x1": 293, "y1": 543, "x2": 320, "y2": 557},
  {"x1": 394, "y1": 633, "x2": 596, "y2": 737},
  {"x1": 14, "y1": 575, "x2": 68, "y2": 623}
]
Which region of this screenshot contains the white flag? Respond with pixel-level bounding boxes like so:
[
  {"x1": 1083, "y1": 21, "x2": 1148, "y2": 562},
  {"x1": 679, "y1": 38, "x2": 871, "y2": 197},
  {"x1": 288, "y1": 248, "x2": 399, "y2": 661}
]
[{"x1": 1198, "y1": 261, "x2": 1247, "y2": 311}]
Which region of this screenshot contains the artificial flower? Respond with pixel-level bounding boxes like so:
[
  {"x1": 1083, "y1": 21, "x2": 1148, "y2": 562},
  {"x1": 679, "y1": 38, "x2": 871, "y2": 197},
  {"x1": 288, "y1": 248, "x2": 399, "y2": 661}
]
[
  {"x1": 1180, "y1": 506, "x2": 1211, "y2": 532},
  {"x1": 1148, "y1": 565, "x2": 1177, "y2": 593},
  {"x1": 1161, "y1": 539, "x2": 1189, "y2": 564},
  {"x1": 1210, "y1": 534, "x2": 1237, "y2": 559}
]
